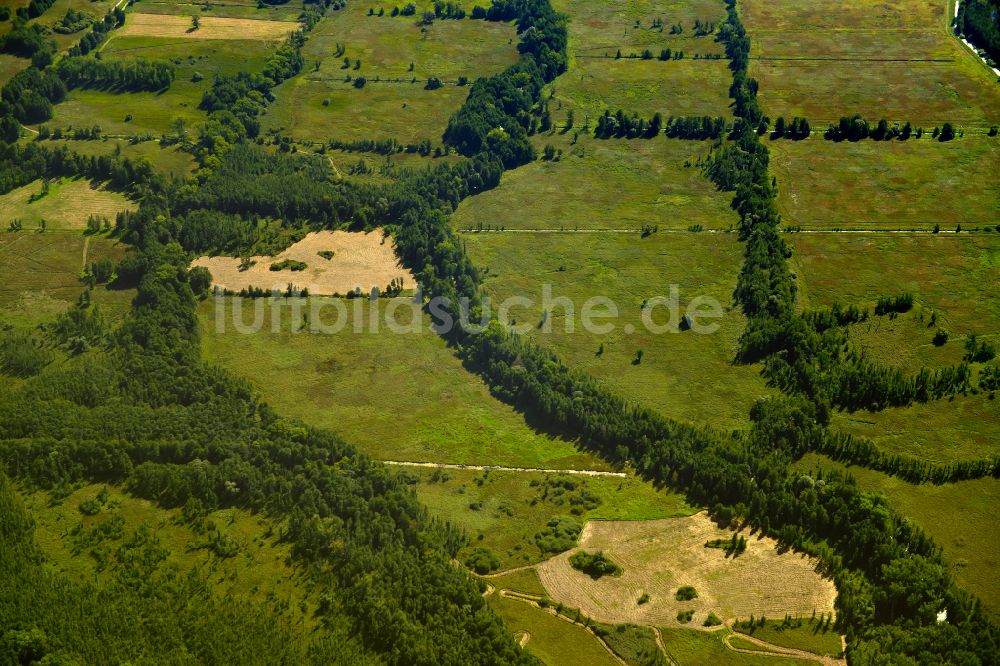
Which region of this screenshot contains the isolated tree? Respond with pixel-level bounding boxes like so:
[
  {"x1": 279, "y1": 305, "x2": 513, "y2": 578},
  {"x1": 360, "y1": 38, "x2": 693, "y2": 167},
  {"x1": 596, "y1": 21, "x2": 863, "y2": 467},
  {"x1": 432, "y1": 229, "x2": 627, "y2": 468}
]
[
  {"x1": 939, "y1": 122, "x2": 955, "y2": 141},
  {"x1": 191, "y1": 15, "x2": 199, "y2": 31}
]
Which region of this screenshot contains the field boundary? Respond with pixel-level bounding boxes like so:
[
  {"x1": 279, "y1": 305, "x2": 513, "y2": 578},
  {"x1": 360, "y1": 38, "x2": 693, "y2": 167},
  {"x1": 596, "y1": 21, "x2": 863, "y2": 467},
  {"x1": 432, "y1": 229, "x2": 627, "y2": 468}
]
[{"x1": 382, "y1": 460, "x2": 625, "y2": 477}]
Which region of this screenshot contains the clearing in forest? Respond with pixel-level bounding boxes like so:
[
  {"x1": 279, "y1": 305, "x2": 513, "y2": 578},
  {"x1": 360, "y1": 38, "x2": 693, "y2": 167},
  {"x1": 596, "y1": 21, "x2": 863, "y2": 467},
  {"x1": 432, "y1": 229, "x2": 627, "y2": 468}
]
[
  {"x1": 0, "y1": 178, "x2": 131, "y2": 231},
  {"x1": 192, "y1": 230, "x2": 415, "y2": 296},
  {"x1": 117, "y1": 13, "x2": 300, "y2": 41},
  {"x1": 535, "y1": 513, "x2": 837, "y2": 627}
]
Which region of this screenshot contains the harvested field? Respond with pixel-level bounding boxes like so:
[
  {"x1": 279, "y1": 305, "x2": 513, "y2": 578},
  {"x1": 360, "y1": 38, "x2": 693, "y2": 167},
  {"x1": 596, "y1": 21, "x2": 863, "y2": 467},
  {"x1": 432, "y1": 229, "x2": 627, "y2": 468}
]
[
  {"x1": 536, "y1": 513, "x2": 837, "y2": 627},
  {"x1": 117, "y1": 13, "x2": 300, "y2": 40},
  {"x1": 192, "y1": 230, "x2": 416, "y2": 296},
  {"x1": 0, "y1": 178, "x2": 132, "y2": 231}
]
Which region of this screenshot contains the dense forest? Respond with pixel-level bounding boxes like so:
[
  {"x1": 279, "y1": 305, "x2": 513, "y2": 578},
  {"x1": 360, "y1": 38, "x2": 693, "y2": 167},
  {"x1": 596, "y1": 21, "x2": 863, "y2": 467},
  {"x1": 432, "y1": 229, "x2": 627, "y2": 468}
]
[
  {"x1": 956, "y1": 0, "x2": 1000, "y2": 65},
  {"x1": 0, "y1": 0, "x2": 997, "y2": 662}
]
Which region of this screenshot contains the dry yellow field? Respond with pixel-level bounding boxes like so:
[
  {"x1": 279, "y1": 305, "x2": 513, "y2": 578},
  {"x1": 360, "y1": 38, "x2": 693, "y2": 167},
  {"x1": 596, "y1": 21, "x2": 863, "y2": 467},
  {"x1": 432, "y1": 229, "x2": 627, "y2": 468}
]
[
  {"x1": 116, "y1": 13, "x2": 300, "y2": 41},
  {"x1": 535, "y1": 513, "x2": 837, "y2": 627},
  {"x1": 192, "y1": 230, "x2": 416, "y2": 295},
  {"x1": 0, "y1": 178, "x2": 132, "y2": 231}
]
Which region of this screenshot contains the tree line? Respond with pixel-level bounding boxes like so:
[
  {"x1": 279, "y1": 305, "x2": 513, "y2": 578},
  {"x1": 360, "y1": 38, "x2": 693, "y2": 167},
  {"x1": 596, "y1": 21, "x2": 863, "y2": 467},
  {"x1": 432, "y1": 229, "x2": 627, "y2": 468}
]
[{"x1": 57, "y1": 56, "x2": 175, "y2": 92}]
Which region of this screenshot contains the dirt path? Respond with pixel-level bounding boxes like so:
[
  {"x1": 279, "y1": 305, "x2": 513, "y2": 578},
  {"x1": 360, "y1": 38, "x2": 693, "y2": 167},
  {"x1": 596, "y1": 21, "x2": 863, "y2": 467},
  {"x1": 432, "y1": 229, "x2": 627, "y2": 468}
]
[
  {"x1": 651, "y1": 627, "x2": 678, "y2": 666},
  {"x1": 517, "y1": 631, "x2": 530, "y2": 648},
  {"x1": 481, "y1": 563, "x2": 539, "y2": 579},
  {"x1": 381, "y1": 460, "x2": 625, "y2": 477},
  {"x1": 723, "y1": 630, "x2": 844, "y2": 665},
  {"x1": 81, "y1": 235, "x2": 90, "y2": 271}
]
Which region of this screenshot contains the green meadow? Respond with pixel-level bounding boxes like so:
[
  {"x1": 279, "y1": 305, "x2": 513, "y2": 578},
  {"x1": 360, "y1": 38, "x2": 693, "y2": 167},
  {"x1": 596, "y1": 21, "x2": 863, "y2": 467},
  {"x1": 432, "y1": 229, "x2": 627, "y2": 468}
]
[{"x1": 462, "y1": 231, "x2": 771, "y2": 430}]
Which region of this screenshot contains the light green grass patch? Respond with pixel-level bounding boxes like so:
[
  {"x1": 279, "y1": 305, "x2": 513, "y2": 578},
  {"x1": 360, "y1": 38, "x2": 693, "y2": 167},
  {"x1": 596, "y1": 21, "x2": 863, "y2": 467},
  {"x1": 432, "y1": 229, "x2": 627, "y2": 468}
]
[
  {"x1": 199, "y1": 297, "x2": 609, "y2": 470},
  {"x1": 51, "y1": 37, "x2": 276, "y2": 137},
  {"x1": 793, "y1": 452, "x2": 1000, "y2": 620},
  {"x1": 553, "y1": 0, "x2": 727, "y2": 55},
  {"x1": 488, "y1": 594, "x2": 621, "y2": 666},
  {"x1": 0, "y1": 176, "x2": 132, "y2": 230},
  {"x1": 552, "y1": 57, "x2": 734, "y2": 120},
  {"x1": 0, "y1": 232, "x2": 130, "y2": 326},
  {"x1": 452, "y1": 134, "x2": 736, "y2": 231},
  {"x1": 832, "y1": 395, "x2": 1000, "y2": 464},
  {"x1": 791, "y1": 234, "x2": 1000, "y2": 336},
  {"x1": 770, "y1": 139, "x2": 1000, "y2": 231},
  {"x1": 733, "y1": 617, "x2": 843, "y2": 658},
  {"x1": 414, "y1": 467, "x2": 694, "y2": 569},
  {"x1": 135, "y1": 0, "x2": 305, "y2": 21},
  {"x1": 658, "y1": 627, "x2": 815, "y2": 665},
  {"x1": 485, "y1": 567, "x2": 548, "y2": 596},
  {"x1": 462, "y1": 231, "x2": 771, "y2": 430}
]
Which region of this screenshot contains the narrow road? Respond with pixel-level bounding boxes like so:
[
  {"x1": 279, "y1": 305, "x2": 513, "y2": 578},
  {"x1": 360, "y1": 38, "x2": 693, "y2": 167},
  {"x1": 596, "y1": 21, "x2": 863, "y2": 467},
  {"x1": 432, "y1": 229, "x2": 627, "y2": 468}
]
[{"x1": 381, "y1": 460, "x2": 625, "y2": 477}]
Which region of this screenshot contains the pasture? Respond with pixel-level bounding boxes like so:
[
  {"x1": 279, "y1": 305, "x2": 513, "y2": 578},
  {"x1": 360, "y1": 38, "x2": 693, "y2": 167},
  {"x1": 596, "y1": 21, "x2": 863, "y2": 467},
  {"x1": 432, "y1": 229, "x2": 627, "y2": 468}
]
[
  {"x1": 461, "y1": 231, "x2": 771, "y2": 430},
  {"x1": 198, "y1": 296, "x2": 610, "y2": 471},
  {"x1": 534, "y1": 514, "x2": 838, "y2": 627},
  {"x1": 264, "y1": 5, "x2": 518, "y2": 143},
  {"x1": 793, "y1": 453, "x2": 1000, "y2": 620},
  {"x1": 551, "y1": 58, "x2": 734, "y2": 121},
  {"x1": 192, "y1": 229, "x2": 416, "y2": 296},
  {"x1": 0, "y1": 177, "x2": 131, "y2": 231},
  {"x1": 451, "y1": 134, "x2": 737, "y2": 231},
  {"x1": 741, "y1": 0, "x2": 1000, "y2": 124},
  {"x1": 791, "y1": 234, "x2": 1000, "y2": 338},
  {"x1": 52, "y1": 37, "x2": 277, "y2": 137},
  {"x1": 0, "y1": 232, "x2": 130, "y2": 326},
  {"x1": 0, "y1": 53, "x2": 28, "y2": 88},
  {"x1": 135, "y1": 0, "x2": 305, "y2": 21},
  {"x1": 413, "y1": 467, "x2": 694, "y2": 569},
  {"x1": 769, "y1": 139, "x2": 1000, "y2": 231},
  {"x1": 116, "y1": 13, "x2": 300, "y2": 41},
  {"x1": 488, "y1": 593, "x2": 621, "y2": 666},
  {"x1": 658, "y1": 627, "x2": 817, "y2": 665},
  {"x1": 552, "y1": 0, "x2": 728, "y2": 55},
  {"x1": 832, "y1": 395, "x2": 1000, "y2": 465}
]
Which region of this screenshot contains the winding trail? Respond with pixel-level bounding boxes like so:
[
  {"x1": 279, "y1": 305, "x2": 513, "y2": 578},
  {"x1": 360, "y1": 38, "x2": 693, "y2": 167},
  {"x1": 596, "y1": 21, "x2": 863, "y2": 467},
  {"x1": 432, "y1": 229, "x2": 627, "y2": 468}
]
[{"x1": 723, "y1": 631, "x2": 844, "y2": 665}]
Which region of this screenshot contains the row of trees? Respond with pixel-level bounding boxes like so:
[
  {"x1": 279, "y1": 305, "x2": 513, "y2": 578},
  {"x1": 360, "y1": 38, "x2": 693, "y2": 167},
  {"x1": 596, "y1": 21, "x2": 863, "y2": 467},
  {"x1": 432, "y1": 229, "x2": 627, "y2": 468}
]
[
  {"x1": 825, "y1": 115, "x2": 954, "y2": 142},
  {"x1": 57, "y1": 56, "x2": 175, "y2": 92}
]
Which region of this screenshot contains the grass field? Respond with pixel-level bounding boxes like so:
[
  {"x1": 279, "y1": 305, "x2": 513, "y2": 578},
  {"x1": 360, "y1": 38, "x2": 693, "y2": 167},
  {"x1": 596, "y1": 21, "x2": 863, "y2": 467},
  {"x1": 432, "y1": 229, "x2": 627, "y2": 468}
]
[
  {"x1": 741, "y1": 0, "x2": 1000, "y2": 124},
  {"x1": 19, "y1": 483, "x2": 317, "y2": 628},
  {"x1": 535, "y1": 514, "x2": 837, "y2": 628},
  {"x1": 0, "y1": 53, "x2": 29, "y2": 88},
  {"x1": 0, "y1": 177, "x2": 132, "y2": 230},
  {"x1": 199, "y1": 296, "x2": 609, "y2": 470},
  {"x1": 658, "y1": 628, "x2": 815, "y2": 665},
  {"x1": 831, "y1": 395, "x2": 1000, "y2": 464},
  {"x1": 791, "y1": 234, "x2": 1000, "y2": 338},
  {"x1": 265, "y1": 5, "x2": 517, "y2": 143},
  {"x1": 793, "y1": 452, "x2": 1000, "y2": 620},
  {"x1": 551, "y1": 57, "x2": 734, "y2": 121},
  {"x1": 136, "y1": 0, "x2": 305, "y2": 21},
  {"x1": 0, "y1": 232, "x2": 132, "y2": 327},
  {"x1": 461, "y1": 231, "x2": 771, "y2": 430},
  {"x1": 30, "y1": 0, "x2": 118, "y2": 52},
  {"x1": 414, "y1": 467, "x2": 694, "y2": 568},
  {"x1": 769, "y1": 139, "x2": 1000, "y2": 231},
  {"x1": 553, "y1": 0, "x2": 728, "y2": 55},
  {"x1": 488, "y1": 593, "x2": 621, "y2": 666},
  {"x1": 117, "y1": 13, "x2": 300, "y2": 41},
  {"x1": 452, "y1": 135, "x2": 736, "y2": 231},
  {"x1": 733, "y1": 618, "x2": 843, "y2": 659},
  {"x1": 49, "y1": 37, "x2": 277, "y2": 137}
]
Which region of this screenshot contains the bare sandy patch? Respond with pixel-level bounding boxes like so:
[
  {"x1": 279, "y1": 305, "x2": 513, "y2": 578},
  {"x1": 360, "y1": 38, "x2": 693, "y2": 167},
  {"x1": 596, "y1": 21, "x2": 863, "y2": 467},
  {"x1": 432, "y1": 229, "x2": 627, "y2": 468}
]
[
  {"x1": 192, "y1": 229, "x2": 416, "y2": 296},
  {"x1": 0, "y1": 178, "x2": 131, "y2": 230},
  {"x1": 536, "y1": 513, "x2": 837, "y2": 628},
  {"x1": 118, "y1": 14, "x2": 299, "y2": 40}
]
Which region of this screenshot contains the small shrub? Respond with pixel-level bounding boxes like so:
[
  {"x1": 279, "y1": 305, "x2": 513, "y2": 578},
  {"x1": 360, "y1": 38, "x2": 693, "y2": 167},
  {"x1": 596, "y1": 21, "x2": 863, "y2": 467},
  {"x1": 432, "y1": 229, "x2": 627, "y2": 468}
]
[
  {"x1": 569, "y1": 550, "x2": 622, "y2": 579},
  {"x1": 637, "y1": 593, "x2": 650, "y2": 605},
  {"x1": 704, "y1": 612, "x2": 723, "y2": 627},
  {"x1": 677, "y1": 610, "x2": 694, "y2": 623},
  {"x1": 464, "y1": 547, "x2": 500, "y2": 574},
  {"x1": 932, "y1": 329, "x2": 949, "y2": 346},
  {"x1": 675, "y1": 585, "x2": 698, "y2": 601},
  {"x1": 269, "y1": 260, "x2": 307, "y2": 272}
]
